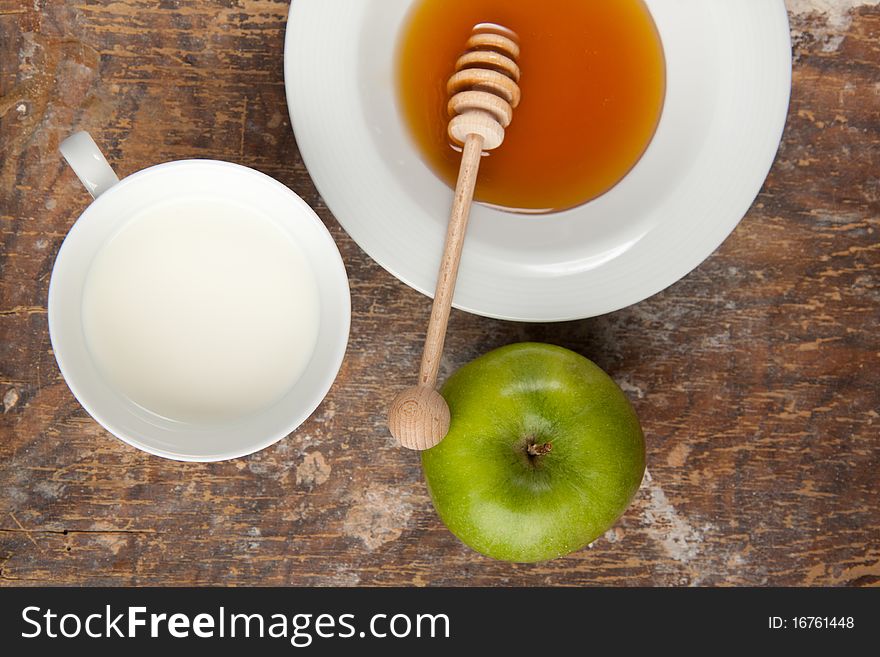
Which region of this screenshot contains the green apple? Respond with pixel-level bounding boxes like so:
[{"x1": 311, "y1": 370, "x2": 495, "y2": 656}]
[{"x1": 422, "y1": 342, "x2": 645, "y2": 562}]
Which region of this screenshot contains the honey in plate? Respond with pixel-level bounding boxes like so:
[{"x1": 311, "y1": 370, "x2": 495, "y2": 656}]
[{"x1": 396, "y1": 0, "x2": 666, "y2": 214}]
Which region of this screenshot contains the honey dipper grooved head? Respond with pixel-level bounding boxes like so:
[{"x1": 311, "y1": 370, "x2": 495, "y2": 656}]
[{"x1": 447, "y1": 24, "x2": 521, "y2": 151}]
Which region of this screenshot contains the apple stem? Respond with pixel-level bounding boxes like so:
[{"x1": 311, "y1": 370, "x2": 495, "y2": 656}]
[{"x1": 527, "y1": 442, "x2": 552, "y2": 457}]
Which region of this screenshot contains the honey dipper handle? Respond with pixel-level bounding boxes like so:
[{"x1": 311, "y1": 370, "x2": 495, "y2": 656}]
[{"x1": 419, "y1": 133, "x2": 484, "y2": 388}]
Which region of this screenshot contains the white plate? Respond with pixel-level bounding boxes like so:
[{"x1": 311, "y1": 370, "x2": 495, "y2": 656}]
[{"x1": 284, "y1": 0, "x2": 791, "y2": 321}]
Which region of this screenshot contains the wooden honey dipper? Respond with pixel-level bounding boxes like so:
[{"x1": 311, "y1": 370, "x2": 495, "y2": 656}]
[{"x1": 388, "y1": 24, "x2": 521, "y2": 450}]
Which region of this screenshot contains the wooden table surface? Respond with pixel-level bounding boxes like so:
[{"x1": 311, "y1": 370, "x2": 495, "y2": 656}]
[{"x1": 1, "y1": 1, "x2": 877, "y2": 587}]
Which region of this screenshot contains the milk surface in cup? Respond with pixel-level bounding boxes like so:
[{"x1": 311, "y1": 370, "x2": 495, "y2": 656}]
[{"x1": 81, "y1": 196, "x2": 320, "y2": 424}]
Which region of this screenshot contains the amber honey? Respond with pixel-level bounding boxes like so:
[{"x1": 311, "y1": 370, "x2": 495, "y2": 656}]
[{"x1": 396, "y1": 0, "x2": 666, "y2": 213}]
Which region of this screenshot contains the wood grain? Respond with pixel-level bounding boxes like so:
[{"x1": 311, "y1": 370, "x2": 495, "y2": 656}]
[{"x1": 1, "y1": 1, "x2": 878, "y2": 586}]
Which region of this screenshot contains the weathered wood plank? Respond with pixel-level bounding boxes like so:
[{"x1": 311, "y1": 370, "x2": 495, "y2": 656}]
[{"x1": 0, "y1": 0, "x2": 877, "y2": 586}]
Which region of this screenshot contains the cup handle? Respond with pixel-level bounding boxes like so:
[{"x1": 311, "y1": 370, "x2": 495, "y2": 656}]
[{"x1": 59, "y1": 131, "x2": 120, "y2": 199}]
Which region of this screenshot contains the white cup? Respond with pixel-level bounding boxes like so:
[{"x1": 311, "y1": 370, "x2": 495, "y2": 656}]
[{"x1": 50, "y1": 131, "x2": 351, "y2": 461}]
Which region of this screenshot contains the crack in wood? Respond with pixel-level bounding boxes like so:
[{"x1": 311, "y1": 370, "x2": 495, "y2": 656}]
[{"x1": 0, "y1": 528, "x2": 160, "y2": 535}]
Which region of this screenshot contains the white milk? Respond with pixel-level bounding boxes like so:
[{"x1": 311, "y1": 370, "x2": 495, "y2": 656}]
[{"x1": 82, "y1": 198, "x2": 320, "y2": 424}]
